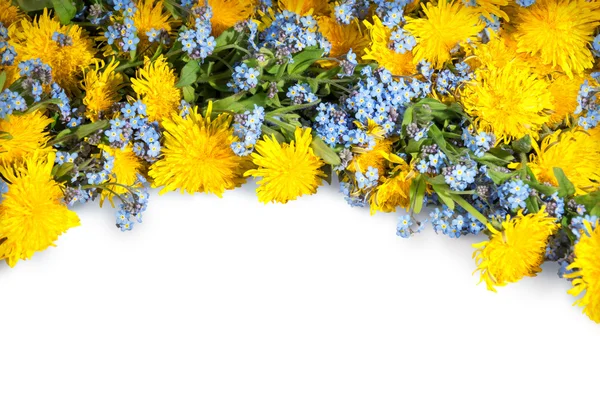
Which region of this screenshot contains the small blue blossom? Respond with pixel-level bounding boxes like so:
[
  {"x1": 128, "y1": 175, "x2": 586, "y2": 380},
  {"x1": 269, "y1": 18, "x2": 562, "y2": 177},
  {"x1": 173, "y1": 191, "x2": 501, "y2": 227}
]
[
  {"x1": 516, "y1": 0, "x2": 536, "y2": 6},
  {"x1": 228, "y1": 63, "x2": 260, "y2": 93}
]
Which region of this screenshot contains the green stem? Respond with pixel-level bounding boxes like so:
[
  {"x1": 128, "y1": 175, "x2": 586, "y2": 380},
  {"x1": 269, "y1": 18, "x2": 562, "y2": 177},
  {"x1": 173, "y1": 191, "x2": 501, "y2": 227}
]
[
  {"x1": 519, "y1": 152, "x2": 528, "y2": 179},
  {"x1": 214, "y1": 44, "x2": 251, "y2": 56},
  {"x1": 115, "y1": 60, "x2": 144, "y2": 72},
  {"x1": 451, "y1": 194, "x2": 488, "y2": 225},
  {"x1": 197, "y1": 70, "x2": 232, "y2": 83},
  {"x1": 266, "y1": 100, "x2": 321, "y2": 117}
]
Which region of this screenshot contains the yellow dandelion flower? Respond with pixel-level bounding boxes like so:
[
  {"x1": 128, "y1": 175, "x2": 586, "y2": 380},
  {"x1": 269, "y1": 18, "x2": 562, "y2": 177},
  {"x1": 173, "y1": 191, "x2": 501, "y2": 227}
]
[
  {"x1": 473, "y1": 209, "x2": 559, "y2": 292},
  {"x1": 548, "y1": 74, "x2": 587, "y2": 124},
  {"x1": 317, "y1": 16, "x2": 368, "y2": 68},
  {"x1": 468, "y1": 33, "x2": 519, "y2": 70},
  {"x1": 461, "y1": 61, "x2": 553, "y2": 144},
  {"x1": 370, "y1": 155, "x2": 416, "y2": 213},
  {"x1": 589, "y1": 126, "x2": 600, "y2": 145},
  {"x1": 347, "y1": 138, "x2": 393, "y2": 179},
  {"x1": 567, "y1": 220, "x2": 600, "y2": 323},
  {"x1": 513, "y1": 0, "x2": 600, "y2": 78},
  {"x1": 131, "y1": 55, "x2": 181, "y2": 124},
  {"x1": 245, "y1": 127, "x2": 325, "y2": 204},
  {"x1": 0, "y1": 0, "x2": 23, "y2": 27},
  {"x1": 0, "y1": 111, "x2": 52, "y2": 164},
  {"x1": 149, "y1": 104, "x2": 248, "y2": 196},
  {"x1": 278, "y1": 0, "x2": 329, "y2": 16},
  {"x1": 529, "y1": 130, "x2": 600, "y2": 195},
  {"x1": 82, "y1": 59, "x2": 124, "y2": 122},
  {"x1": 0, "y1": 151, "x2": 80, "y2": 267},
  {"x1": 134, "y1": 0, "x2": 173, "y2": 48},
  {"x1": 472, "y1": 0, "x2": 509, "y2": 21},
  {"x1": 99, "y1": 144, "x2": 144, "y2": 205},
  {"x1": 363, "y1": 16, "x2": 416, "y2": 76},
  {"x1": 404, "y1": 0, "x2": 483, "y2": 68},
  {"x1": 205, "y1": 0, "x2": 255, "y2": 37},
  {"x1": 9, "y1": 10, "x2": 96, "y2": 91}
]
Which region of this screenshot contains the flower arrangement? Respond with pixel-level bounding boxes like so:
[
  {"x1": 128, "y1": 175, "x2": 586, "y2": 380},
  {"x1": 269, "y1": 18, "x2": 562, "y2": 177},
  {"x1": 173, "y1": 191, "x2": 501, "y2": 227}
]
[{"x1": 1, "y1": 0, "x2": 599, "y2": 322}]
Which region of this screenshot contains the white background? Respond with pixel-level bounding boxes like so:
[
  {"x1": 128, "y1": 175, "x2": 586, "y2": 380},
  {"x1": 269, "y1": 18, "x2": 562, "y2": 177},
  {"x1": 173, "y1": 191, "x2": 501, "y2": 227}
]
[{"x1": 0, "y1": 180, "x2": 598, "y2": 397}]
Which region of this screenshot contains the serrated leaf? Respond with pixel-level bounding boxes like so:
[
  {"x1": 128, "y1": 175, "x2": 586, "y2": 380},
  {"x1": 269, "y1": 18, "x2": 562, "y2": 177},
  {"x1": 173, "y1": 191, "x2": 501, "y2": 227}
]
[
  {"x1": 176, "y1": 60, "x2": 200, "y2": 87},
  {"x1": 553, "y1": 167, "x2": 575, "y2": 197},
  {"x1": 310, "y1": 136, "x2": 341, "y2": 166}
]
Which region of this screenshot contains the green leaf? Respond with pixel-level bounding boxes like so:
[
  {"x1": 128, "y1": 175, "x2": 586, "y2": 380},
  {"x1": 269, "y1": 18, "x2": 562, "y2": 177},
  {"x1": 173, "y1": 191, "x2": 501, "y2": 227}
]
[
  {"x1": 163, "y1": 0, "x2": 182, "y2": 19},
  {"x1": 214, "y1": 28, "x2": 238, "y2": 48},
  {"x1": 52, "y1": 162, "x2": 74, "y2": 179},
  {"x1": 0, "y1": 71, "x2": 6, "y2": 91},
  {"x1": 261, "y1": 125, "x2": 285, "y2": 144},
  {"x1": 401, "y1": 105, "x2": 413, "y2": 128},
  {"x1": 212, "y1": 93, "x2": 268, "y2": 113},
  {"x1": 307, "y1": 78, "x2": 319, "y2": 94},
  {"x1": 429, "y1": 125, "x2": 448, "y2": 154},
  {"x1": 511, "y1": 135, "x2": 532, "y2": 154},
  {"x1": 426, "y1": 174, "x2": 447, "y2": 185},
  {"x1": 176, "y1": 60, "x2": 200, "y2": 87},
  {"x1": 0, "y1": 130, "x2": 13, "y2": 140},
  {"x1": 486, "y1": 169, "x2": 515, "y2": 185},
  {"x1": 51, "y1": 0, "x2": 77, "y2": 24},
  {"x1": 13, "y1": 98, "x2": 62, "y2": 116},
  {"x1": 409, "y1": 175, "x2": 426, "y2": 214},
  {"x1": 75, "y1": 120, "x2": 110, "y2": 139},
  {"x1": 267, "y1": 93, "x2": 281, "y2": 108},
  {"x1": 54, "y1": 128, "x2": 72, "y2": 140},
  {"x1": 432, "y1": 184, "x2": 455, "y2": 210},
  {"x1": 321, "y1": 164, "x2": 333, "y2": 185},
  {"x1": 415, "y1": 98, "x2": 448, "y2": 111},
  {"x1": 575, "y1": 190, "x2": 600, "y2": 211},
  {"x1": 553, "y1": 167, "x2": 575, "y2": 197},
  {"x1": 525, "y1": 196, "x2": 540, "y2": 214},
  {"x1": 475, "y1": 151, "x2": 514, "y2": 166},
  {"x1": 265, "y1": 63, "x2": 282, "y2": 75},
  {"x1": 524, "y1": 180, "x2": 558, "y2": 197},
  {"x1": 404, "y1": 138, "x2": 424, "y2": 154},
  {"x1": 287, "y1": 47, "x2": 324, "y2": 75},
  {"x1": 182, "y1": 85, "x2": 195, "y2": 103},
  {"x1": 14, "y1": 0, "x2": 52, "y2": 11},
  {"x1": 310, "y1": 136, "x2": 341, "y2": 166}
]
